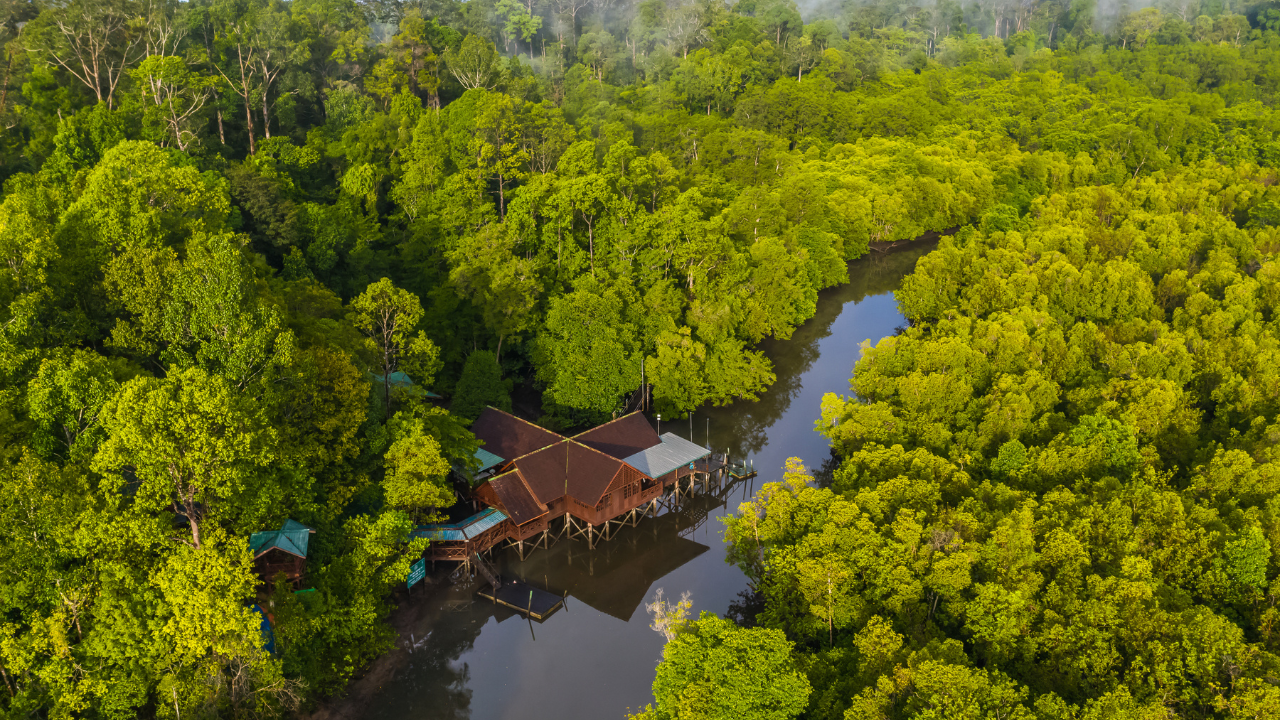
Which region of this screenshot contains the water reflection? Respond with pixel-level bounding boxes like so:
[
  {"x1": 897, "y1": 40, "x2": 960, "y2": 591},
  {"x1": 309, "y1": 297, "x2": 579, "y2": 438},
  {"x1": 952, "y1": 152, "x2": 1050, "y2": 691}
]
[
  {"x1": 342, "y1": 241, "x2": 935, "y2": 720},
  {"x1": 696, "y1": 243, "x2": 935, "y2": 464}
]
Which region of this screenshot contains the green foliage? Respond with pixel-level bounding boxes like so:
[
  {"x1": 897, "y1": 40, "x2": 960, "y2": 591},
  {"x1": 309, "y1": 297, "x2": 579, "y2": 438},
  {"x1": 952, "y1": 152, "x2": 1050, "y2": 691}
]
[
  {"x1": 349, "y1": 277, "x2": 439, "y2": 411},
  {"x1": 648, "y1": 612, "x2": 811, "y2": 720},
  {"x1": 738, "y1": 166, "x2": 1280, "y2": 720},
  {"x1": 450, "y1": 349, "x2": 510, "y2": 422},
  {"x1": 92, "y1": 367, "x2": 280, "y2": 547},
  {"x1": 533, "y1": 280, "x2": 640, "y2": 421},
  {"x1": 12, "y1": 0, "x2": 1280, "y2": 715},
  {"x1": 990, "y1": 439, "x2": 1027, "y2": 478},
  {"x1": 26, "y1": 349, "x2": 130, "y2": 460},
  {"x1": 382, "y1": 413, "x2": 454, "y2": 523}
]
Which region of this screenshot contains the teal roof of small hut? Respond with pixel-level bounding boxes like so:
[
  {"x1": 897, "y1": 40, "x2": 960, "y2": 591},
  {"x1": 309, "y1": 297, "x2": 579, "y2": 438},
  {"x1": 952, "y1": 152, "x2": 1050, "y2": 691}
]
[
  {"x1": 249, "y1": 520, "x2": 315, "y2": 559},
  {"x1": 370, "y1": 371, "x2": 443, "y2": 399}
]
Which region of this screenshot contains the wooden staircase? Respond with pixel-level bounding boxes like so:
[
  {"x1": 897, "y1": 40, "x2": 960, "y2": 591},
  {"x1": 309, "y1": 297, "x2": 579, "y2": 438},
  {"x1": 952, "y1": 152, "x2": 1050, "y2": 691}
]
[{"x1": 473, "y1": 553, "x2": 501, "y2": 589}]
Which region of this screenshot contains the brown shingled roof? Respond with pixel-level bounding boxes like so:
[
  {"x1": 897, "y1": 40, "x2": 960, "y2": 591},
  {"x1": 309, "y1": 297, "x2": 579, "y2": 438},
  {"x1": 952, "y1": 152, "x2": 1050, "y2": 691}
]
[
  {"x1": 471, "y1": 407, "x2": 564, "y2": 462},
  {"x1": 513, "y1": 440, "x2": 626, "y2": 508},
  {"x1": 571, "y1": 412, "x2": 661, "y2": 461},
  {"x1": 513, "y1": 442, "x2": 567, "y2": 505},
  {"x1": 566, "y1": 442, "x2": 626, "y2": 507},
  {"x1": 487, "y1": 470, "x2": 547, "y2": 526}
]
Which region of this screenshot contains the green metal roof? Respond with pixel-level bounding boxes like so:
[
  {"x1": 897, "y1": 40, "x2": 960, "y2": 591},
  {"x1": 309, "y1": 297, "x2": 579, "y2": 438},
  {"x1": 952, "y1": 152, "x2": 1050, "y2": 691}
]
[
  {"x1": 412, "y1": 508, "x2": 509, "y2": 543},
  {"x1": 370, "y1": 371, "x2": 443, "y2": 398},
  {"x1": 474, "y1": 447, "x2": 504, "y2": 473},
  {"x1": 249, "y1": 520, "x2": 314, "y2": 559}
]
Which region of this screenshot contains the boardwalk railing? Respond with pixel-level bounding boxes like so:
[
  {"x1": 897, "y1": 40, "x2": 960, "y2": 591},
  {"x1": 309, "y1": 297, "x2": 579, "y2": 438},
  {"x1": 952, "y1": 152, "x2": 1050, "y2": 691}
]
[{"x1": 424, "y1": 452, "x2": 739, "y2": 565}]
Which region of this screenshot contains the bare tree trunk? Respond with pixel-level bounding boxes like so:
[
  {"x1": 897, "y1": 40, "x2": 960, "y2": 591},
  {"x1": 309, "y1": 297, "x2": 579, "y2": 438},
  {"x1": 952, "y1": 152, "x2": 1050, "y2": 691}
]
[
  {"x1": 0, "y1": 50, "x2": 11, "y2": 119},
  {"x1": 586, "y1": 217, "x2": 595, "y2": 275},
  {"x1": 498, "y1": 173, "x2": 506, "y2": 221},
  {"x1": 262, "y1": 90, "x2": 271, "y2": 140},
  {"x1": 244, "y1": 96, "x2": 257, "y2": 154},
  {"x1": 234, "y1": 45, "x2": 257, "y2": 154},
  {"x1": 201, "y1": 27, "x2": 227, "y2": 145},
  {"x1": 184, "y1": 498, "x2": 203, "y2": 550}
]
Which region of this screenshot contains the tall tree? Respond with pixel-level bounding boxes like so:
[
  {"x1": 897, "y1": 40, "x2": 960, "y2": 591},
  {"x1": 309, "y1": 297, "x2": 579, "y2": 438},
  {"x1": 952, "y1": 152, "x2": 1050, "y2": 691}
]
[
  {"x1": 638, "y1": 613, "x2": 811, "y2": 720},
  {"x1": 444, "y1": 33, "x2": 500, "y2": 90},
  {"x1": 381, "y1": 414, "x2": 453, "y2": 523},
  {"x1": 92, "y1": 367, "x2": 278, "y2": 550},
  {"x1": 24, "y1": 0, "x2": 147, "y2": 109},
  {"x1": 132, "y1": 55, "x2": 216, "y2": 150},
  {"x1": 208, "y1": 0, "x2": 266, "y2": 154},
  {"x1": 448, "y1": 224, "x2": 541, "y2": 363},
  {"x1": 348, "y1": 277, "x2": 438, "y2": 411}
]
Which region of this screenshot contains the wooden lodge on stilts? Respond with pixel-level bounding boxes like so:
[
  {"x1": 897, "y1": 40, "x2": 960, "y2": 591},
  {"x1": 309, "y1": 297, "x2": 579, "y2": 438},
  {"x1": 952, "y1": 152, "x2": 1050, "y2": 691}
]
[{"x1": 412, "y1": 407, "x2": 729, "y2": 568}]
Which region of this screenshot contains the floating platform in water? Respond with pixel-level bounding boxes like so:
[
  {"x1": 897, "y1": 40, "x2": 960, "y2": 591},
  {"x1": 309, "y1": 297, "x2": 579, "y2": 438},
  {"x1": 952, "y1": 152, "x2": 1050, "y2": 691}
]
[
  {"x1": 478, "y1": 580, "x2": 564, "y2": 621},
  {"x1": 728, "y1": 464, "x2": 757, "y2": 480}
]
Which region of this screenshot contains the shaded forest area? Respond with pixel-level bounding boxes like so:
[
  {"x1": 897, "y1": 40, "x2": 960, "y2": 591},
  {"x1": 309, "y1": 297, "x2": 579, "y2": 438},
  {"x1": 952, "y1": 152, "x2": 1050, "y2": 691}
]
[{"x1": 3, "y1": 0, "x2": 1280, "y2": 716}]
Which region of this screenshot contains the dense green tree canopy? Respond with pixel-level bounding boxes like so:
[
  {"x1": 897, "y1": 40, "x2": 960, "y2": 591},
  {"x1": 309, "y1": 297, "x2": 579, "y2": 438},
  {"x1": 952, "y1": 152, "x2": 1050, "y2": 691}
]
[
  {"x1": 722, "y1": 164, "x2": 1280, "y2": 719},
  {"x1": 637, "y1": 612, "x2": 812, "y2": 720},
  {"x1": 4, "y1": 0, "x2": 1280, "y2": 715}
]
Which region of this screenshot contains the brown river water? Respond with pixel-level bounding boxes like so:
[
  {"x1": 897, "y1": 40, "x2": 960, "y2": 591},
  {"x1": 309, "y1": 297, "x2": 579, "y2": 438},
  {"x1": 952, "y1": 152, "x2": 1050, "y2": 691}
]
[{"x1": 338, "y1": 241, "x2": 935, "y2": 720}]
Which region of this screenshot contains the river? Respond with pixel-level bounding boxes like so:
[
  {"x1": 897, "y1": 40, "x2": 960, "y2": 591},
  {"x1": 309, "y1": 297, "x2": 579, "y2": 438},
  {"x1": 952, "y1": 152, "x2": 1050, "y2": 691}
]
[{"x1": 346, "y1": 241, "x2": 934, "y2": 720}]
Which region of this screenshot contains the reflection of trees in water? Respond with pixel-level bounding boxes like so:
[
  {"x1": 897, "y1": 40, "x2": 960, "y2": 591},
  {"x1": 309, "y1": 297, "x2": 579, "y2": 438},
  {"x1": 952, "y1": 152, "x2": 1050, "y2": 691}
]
[
  {"x1": 370, "y1": 599, "x2": 482, "y2": 719},
  {"x1": 379, "y1": 485, "x2": 754, "y2": 719},
  {"x1": 418, "y1": 627, "x2": 476, "y2": 719},
  {"x1": 705, "y1": 242, "x2": 937, "y2": 460},
  {"x1": 814, "y1": 453, "x2": 841, "y2": 489},
  {"x1": 725, "y1": 588, "x2": 766, "y2": 629}
]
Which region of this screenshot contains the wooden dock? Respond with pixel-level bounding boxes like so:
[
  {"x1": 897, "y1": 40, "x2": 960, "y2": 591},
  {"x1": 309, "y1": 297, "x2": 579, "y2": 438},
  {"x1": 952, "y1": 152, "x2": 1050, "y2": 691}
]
[{"x1": 478, "y1": 580, "x2": 565, "y2": 621}]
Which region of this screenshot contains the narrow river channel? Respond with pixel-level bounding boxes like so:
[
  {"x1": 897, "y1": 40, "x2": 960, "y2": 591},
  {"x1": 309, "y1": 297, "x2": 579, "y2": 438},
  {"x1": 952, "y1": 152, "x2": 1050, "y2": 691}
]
[{"x1": 344, "y1": 241, "x2": 935, "y2": 720}]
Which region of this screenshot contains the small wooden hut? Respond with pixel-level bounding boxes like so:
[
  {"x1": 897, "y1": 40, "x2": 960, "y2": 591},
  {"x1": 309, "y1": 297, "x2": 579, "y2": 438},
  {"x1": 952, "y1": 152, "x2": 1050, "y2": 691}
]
[{"x1": 249, "y1": 520, "x2": 315, "y2": 585}]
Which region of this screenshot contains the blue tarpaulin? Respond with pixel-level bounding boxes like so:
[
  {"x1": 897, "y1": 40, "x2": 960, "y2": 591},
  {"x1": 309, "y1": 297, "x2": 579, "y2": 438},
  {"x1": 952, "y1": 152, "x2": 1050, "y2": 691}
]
[{"x1": 253, "y1": 604, "x2": 275, "y2": 655}]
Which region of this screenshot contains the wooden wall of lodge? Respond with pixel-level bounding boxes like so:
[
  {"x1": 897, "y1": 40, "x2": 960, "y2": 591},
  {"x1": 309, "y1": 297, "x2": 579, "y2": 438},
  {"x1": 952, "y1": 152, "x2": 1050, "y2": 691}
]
[
  {"x1": 424, "y1": 461, "x2": 712, "y2": 561},
  {"x1": 253, "y1": 550, "x2": 307, "y2": 585}
]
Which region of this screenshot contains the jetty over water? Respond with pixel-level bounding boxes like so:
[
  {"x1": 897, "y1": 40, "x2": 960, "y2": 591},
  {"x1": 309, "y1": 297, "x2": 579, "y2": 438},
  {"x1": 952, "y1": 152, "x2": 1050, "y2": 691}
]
[{"x1": 415, "y1": 409, "x2": 732, "y2": 576}]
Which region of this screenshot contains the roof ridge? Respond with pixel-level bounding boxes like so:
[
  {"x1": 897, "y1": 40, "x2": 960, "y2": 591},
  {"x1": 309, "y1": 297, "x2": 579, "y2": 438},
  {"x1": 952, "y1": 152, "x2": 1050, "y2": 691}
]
[
  {"x1": 565, "y1": 437, "x2": 625, "y2": 461},
  {"x1": 506, "y1": 437, "x2": 569, "y2": 465},
  {"x1": 568, "y1": 411, "x2": 646, "y2": 438},
  {"x1": 482, "y1": 406, "x2": 567, "y2": 438},
  {"x1": 511, "y1": 466, "x2": 548, "y2": 511},
  {"x1": 658, "y1": 431, "x2": 708, "y2": 447}
]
